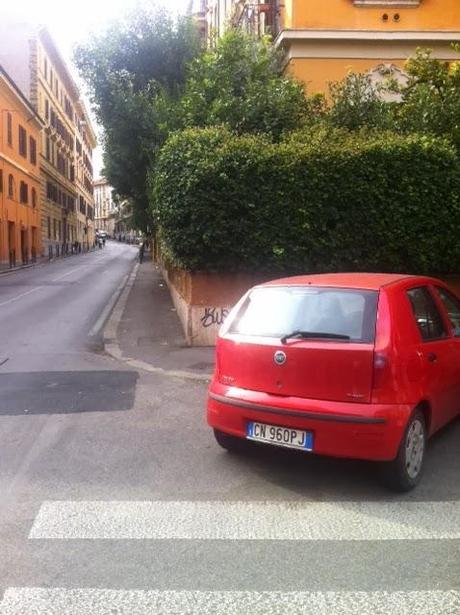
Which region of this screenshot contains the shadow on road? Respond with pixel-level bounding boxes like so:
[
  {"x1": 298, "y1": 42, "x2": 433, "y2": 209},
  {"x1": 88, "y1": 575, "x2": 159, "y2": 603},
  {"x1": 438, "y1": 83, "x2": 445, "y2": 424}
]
[
  {"x1": 0, "y1": 371, "x2": 138, "y2": 415},
  {"x1": 214, "y1": 416, "x2": 460, "y2": 501}
]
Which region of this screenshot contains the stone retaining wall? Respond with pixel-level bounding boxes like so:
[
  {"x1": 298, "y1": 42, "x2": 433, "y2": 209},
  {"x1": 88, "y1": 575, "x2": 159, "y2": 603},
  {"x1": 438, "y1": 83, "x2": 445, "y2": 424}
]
[
  {"x1": 158, "y1": 257, "x2": 460, "y2": 347},
  {"x1": 161, "y1": 266, "x2": 272, "y2": 346}
]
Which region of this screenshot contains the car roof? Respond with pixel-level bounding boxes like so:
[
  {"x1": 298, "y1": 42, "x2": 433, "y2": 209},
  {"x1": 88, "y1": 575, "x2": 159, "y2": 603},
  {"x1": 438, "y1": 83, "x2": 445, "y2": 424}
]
[{"x1": 258, "y1": 272, "x2": 419, "y2": 291}]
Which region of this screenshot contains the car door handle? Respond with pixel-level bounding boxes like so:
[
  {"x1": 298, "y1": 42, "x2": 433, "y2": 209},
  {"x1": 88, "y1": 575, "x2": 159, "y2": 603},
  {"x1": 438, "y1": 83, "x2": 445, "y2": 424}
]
[{"x1": 427, "y1": 352, "x2": 437, "y2": 363}]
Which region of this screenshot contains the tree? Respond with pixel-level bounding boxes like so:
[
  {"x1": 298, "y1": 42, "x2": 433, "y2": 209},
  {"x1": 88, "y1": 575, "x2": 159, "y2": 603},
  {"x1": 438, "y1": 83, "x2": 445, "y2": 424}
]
[
  {"x1": 324, "y1": 48, "x2": 460, "y2": 148},
  {"x1": 327, "y1": 72, "x2": 393, "y2": 131},
  {"x1": 175, "y1": 30, "x2": 309, "y2": 140},
  {"x1": 74, "y1": 5, "x2": 200, "y2": 231},
  {"x1": 395, "y1": 48, "x2": 460, "y2": 149}
]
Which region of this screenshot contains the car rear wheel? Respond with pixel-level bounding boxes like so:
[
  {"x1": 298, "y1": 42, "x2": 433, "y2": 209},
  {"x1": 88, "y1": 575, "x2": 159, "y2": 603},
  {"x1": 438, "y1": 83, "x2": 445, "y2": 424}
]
[
  {"x1": 381, "y1": 409, "x2": 426, "y2": 492},
  {"x1": 213, "y1": 429, "x2": 244, "y2": 452}
]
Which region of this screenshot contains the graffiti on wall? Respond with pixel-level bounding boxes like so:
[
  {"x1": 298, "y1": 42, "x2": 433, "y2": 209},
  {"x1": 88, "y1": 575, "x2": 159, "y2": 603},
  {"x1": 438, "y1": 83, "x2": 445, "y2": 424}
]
[{"x1": 200, "y1": 307, "x2": 229, "y2": 328}]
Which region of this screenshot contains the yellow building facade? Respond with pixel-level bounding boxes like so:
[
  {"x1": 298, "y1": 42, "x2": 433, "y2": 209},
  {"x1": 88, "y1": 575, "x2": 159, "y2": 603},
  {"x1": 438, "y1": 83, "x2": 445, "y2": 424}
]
[
  {"x1": 94, "y1": 177, "x2": 116, "y2": 236},
  {"x1": 35, "y1": 30, "x2": 79, "y2": 257},
  {"x1": 0, "y1": 24, "x2": 96, "y2": 258},
  {"x1": 0, "y1": 66, "x2": 43, "y2": 269},
  {"x1": 206, "y1": 0, "x2": 460, "y2": 93},
  {"x1": 75, "y1": 100, "x2": 97, "y2": 249}
]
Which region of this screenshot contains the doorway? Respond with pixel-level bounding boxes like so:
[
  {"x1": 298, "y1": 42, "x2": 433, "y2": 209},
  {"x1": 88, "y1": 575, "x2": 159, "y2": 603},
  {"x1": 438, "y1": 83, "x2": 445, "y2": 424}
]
[
  {"x1": 31, "y1": 226, "x2": 38, "y2": 262},
  {"x1": 20, "y1": 229, "x2": 28, "y2": 265},
  {"x1": 8, "y1": 221, "x2": 15, "y2": 268}
]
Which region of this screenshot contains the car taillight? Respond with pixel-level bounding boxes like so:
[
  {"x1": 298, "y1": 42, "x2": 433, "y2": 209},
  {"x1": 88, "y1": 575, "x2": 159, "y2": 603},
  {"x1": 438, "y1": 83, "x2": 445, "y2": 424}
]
[
  {"x1": 372, "y1": 351, "x2": 389, "y2": 390},
  {"x1": 214, "y1": 342, "x2": 222, "y2": 379}
]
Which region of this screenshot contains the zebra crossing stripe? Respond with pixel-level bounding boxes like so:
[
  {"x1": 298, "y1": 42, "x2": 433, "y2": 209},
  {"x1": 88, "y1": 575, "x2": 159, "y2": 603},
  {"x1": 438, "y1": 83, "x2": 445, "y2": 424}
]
[
  {"x1": 1, "y1": 588, "x2": 459, "y2": 615},
  {"x1": 29, "y1": 500, "x2": 460, "y2": 540}
]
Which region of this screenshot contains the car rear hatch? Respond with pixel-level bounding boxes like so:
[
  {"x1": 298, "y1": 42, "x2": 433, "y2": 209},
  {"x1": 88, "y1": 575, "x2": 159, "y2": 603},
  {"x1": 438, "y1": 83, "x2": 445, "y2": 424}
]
[{"x1": 218, "y1": 285, "x2": 379, "y2": 404}]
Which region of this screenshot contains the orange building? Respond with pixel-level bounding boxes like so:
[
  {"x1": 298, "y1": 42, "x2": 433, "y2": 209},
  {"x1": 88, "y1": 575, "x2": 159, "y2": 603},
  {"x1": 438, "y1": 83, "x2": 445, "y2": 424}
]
[
  {"x1": 0, "y1": 24, "x2": 96, "y2": 258},
  {"x1": 206, "y1": 0, "x2": 460, "y2": 93},
  {"x1": 0, "y1": 65, "x2": 43, "y2": 270}
]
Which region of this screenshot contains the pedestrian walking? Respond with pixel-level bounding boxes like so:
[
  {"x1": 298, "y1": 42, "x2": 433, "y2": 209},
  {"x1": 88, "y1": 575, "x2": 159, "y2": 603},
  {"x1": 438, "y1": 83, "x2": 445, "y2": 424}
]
[{"x1": 138, "y1": 241, "x2": 145, "y2": 264}]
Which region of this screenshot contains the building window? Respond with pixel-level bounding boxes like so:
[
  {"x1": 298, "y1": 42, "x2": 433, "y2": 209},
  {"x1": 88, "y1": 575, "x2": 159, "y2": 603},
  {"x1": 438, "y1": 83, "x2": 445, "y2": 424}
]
[
  {"x1": 44, "y1": 57, "x2": 48, "y2": 79},
  {"x1": 30, "y1": 137, "x2": 37, "y2": 165},
  {"x1": 19, "y1": 181, "x2": 29, "y2": 204},
  {"x1": 7, "y1": 112, "x2": 12, "y2": 146},
  {"x1": 47, "y1": 180, "x2": 57, "y2": 202},
  {"x1": 8, "y1": 174, "x2": 14, "y2": 199},
  {"x1": 53, "y1": 219, "x2": 57, "y2": 240},
  {"x1": 46, "y1": 137, "x2": 50, "y2": 160},
  {"x1": 45, "y1": 99, "x2": 49, "y2": 120},
  {"x1": 50, "y1": 69, "x2": 53, "y2": 89},
  {"x1": 65, "y1": 97, "x2": 73, "y2": 121},
  {"x1": 32, "y1": 187, "x2": 37, "y2": 208},
  {"x1": 18, "y1": 126, "x2": 27, "y2": 157},
  {"x1": 57, "y1": 153, "x2": 66, "y2": 176},
  {"x1": 47, "y1": 216, "x2": 51, "y2": 239}
]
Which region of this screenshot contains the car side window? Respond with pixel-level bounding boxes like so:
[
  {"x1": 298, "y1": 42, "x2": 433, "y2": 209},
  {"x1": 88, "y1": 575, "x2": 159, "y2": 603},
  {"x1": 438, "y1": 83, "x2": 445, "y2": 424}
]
[
  {"x1": 435, "y1": 287, "x2": 460, "y2": 337},
  {"x1": 407, "y1": 287, "x2": 447, "y2": 341}
]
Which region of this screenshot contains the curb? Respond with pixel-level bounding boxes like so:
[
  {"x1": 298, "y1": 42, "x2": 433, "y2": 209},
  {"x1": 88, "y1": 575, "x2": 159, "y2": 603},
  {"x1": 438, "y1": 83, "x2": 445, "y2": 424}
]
[
  {"x1": 0, "y1": 247, "x2": 97, "y2": 277},
  {"x1": 102, "y1": 263, "x2": 212, "y2": 383},
  {"x1": 0, "y1": 261, "x2": 46, "y2": 277}
]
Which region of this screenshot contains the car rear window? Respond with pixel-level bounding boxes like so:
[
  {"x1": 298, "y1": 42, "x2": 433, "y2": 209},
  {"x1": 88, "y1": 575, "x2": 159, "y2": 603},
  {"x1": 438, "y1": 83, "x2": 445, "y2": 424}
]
[{"x1": 229, "y1": 286, "x2": 379, "y2": 343}]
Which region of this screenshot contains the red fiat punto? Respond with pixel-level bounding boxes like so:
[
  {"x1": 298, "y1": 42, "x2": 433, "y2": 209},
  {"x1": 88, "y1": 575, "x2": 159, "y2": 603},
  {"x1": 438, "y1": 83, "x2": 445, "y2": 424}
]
[{"x1": 207, "y1": 273, "x2": 460, "y2": 491}]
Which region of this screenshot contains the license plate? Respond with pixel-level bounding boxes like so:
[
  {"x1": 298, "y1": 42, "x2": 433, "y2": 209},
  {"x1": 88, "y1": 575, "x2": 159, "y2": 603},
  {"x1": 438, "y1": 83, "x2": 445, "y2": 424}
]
[{"x1": 246, "y1": 422, "x2": 313, "y2": 451}]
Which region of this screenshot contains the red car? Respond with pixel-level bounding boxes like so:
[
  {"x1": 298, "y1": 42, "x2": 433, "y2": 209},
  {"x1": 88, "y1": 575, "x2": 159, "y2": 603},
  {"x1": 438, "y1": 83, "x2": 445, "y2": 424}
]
[{"x1": 207, "y1": 273, "x2": 460, "y2": 491}]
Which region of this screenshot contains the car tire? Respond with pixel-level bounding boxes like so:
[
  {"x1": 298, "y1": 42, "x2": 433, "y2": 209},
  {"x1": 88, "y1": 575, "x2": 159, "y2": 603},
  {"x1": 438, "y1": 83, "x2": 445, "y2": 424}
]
[
  {"x1": 213, "y1": 429, "x2": 244, "y2": 452},
  {"x1": 381, "y1": 408, "x2": 427, "y2": 492}
]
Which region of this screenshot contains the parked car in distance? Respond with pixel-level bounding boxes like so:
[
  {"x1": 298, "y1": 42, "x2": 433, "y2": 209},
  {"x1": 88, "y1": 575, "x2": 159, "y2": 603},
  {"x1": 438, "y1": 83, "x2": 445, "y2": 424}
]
[{"x1": 207, "y1": 273, "x2": 460, "y2": 491}]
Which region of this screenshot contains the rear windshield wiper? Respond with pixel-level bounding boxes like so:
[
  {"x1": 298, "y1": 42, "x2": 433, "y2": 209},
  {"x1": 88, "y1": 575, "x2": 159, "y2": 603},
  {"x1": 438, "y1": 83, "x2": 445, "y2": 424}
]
[{"x1": 280, "y1": 330, "x2": 350, "y2": 344}]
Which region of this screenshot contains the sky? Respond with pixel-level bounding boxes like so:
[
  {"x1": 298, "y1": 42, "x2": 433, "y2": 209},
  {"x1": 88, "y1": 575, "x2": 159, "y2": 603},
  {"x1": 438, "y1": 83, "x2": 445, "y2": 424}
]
[{"x1": 1, "y1": 0, "x2": 190, "y2": 177}]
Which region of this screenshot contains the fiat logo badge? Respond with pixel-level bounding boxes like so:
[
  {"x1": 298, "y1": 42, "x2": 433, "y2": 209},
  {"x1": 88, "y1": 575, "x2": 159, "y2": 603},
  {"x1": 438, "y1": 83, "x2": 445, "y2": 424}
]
[{"x1": 274, "y1": 350, "x2": 287, "y2": 366}]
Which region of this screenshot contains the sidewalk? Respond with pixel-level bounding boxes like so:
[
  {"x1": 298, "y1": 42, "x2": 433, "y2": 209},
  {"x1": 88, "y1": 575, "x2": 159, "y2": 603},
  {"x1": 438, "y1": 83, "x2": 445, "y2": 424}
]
[{"x1": 107, "y1": 260, "x2": 215, "y2": 380}]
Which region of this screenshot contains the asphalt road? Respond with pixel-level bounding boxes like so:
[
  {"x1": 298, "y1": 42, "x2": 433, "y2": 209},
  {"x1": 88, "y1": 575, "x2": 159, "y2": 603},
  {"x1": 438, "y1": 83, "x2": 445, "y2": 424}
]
[{"x1": 0, "y1": 242, "x2": 459, "y2": 614}]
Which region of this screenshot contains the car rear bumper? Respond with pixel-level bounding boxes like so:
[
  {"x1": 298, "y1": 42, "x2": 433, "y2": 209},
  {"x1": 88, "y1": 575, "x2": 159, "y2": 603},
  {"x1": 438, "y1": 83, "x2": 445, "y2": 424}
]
[{"x1": 207, "y1": 382, "x2": 412, "y2": 461}]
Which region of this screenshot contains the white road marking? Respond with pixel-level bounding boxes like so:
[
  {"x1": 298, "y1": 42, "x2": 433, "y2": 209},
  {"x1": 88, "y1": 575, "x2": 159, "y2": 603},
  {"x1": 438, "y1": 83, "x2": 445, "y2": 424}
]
[
  {"x1": 1, "y1": 588, "x2": 459, "y2": 615},
  {"x1": 51, "y1": 265, "x2": 86, "y2": 282},
  {"x1": 29, "y1": 500, "x2": 460, "y2": 541},
  {"x1": 0, "y1": 265, "x2": 86, "y2": 308},
  {"x1": 0, "y1": 286, "x2": 42, "y2": 308}
]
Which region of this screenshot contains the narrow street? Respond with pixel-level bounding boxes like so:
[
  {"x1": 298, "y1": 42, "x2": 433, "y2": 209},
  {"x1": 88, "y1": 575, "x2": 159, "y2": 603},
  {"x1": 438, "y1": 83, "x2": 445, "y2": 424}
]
[{"x1": 0, "y1": 242, "x2": 459, "y2": 614}]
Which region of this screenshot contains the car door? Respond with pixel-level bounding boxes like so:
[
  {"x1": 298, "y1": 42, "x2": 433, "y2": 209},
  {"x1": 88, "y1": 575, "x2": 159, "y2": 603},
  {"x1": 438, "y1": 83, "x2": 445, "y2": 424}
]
[
  {"x1": 406, "y1": 286, "x2": 457, "y2": 432},
  {"x1": 432, "y1": 285, "x2": 460, "y2": 421}
]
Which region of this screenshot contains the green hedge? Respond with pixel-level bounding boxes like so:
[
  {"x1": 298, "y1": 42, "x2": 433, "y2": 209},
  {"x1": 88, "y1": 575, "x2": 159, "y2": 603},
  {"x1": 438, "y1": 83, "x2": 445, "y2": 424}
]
[{"x1": 150, "y1": 126, "x2": 460, "y2": 273}]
